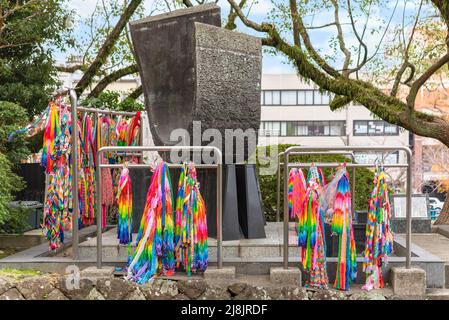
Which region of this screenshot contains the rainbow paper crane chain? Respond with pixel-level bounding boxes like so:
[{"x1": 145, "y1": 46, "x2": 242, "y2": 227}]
[
  {"x1": 331, "y1": 168, "x2": 357, "y2": 291},
  {"x1": 288, "y1": 168, "x2": 306, "y2": 220},
  {"x1": 41, "y1": 104, "x2": 73, "y2": 250},
  {"x1": 127, "y1": 162, "x2": 175, "y2": 284},
  {"x1": 362, "y1": 169, "x2": 393, "y2": 291},
  {"x1": 174, "y1": 163, "x2": 208, "y2": 276},
  {"x1": 117, "y1": 165, "x2": 133, "y2": 252},
  {"x1": 297, "y1": 169, "x2": 328, "y2": 289}
]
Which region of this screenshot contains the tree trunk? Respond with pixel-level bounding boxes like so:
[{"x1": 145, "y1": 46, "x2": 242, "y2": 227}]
[{"x1": 434, "y1": 195, "x2": 449, "y2": 224}]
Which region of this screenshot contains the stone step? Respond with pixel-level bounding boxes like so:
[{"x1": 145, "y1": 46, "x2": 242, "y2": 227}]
[{"x1": 427, "y1": 289, "x2": 449, "y2": 300}]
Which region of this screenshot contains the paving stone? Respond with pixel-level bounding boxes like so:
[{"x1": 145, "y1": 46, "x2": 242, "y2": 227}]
[
  {"x1": 199, "y1": 285, "x2": 231, "y2": 300},
  {"x1": 140, "y1": 279, "x2": 178, "y2": 300},
  {"x1": 228, "y1": 282, "x2": 248, "y2": 296},
  {"x1": 85, "y1": 288, "x2": 105, "y2": 300},
  {"x1": 16, "y1": 276, "x2": 55, "y2": 300},
  {"x1": 177, "y1": 279, "x2": 207, "y2": 299},
  {"x1": 56, "y1": 276, "x2": 94, "y2": 300},
  {"x1": 0, "y1": 277, "x2": 13, "y2": 295},
  {"x1": 46, "y1": 289, "x2": 69, "y2": 300},
  {"x1": 349, "y1": 292, "x2": 387, "y2": 300},
  {"x1": 96, "y1": 278, "x2": 134, "y2": 300},
  {"x1": 0, "y1": 288, "x2": 25, "y2": 300},
  {"x1": 126, "y1": 288, "x2": 146, "y2": 300},
  {"x1": 281, "y1": 286, "x2": 309, "y2": 300}
]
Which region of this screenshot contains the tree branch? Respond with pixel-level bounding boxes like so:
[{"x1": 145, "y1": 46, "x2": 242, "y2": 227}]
[
  {"x1": 74, "y1": 0, "x2": 144, "y2": 97},
  {"x1": 87, "y1": 64, "x2": 138, "y2": 99},
  {"x1": 128, "y1": 85, "x2": 143, "y2": 100}
]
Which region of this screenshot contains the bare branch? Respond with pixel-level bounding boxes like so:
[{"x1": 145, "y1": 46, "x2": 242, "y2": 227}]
[
  {"x1": 87, "y1": 64, "x2": 138, "y2": 99},
  {"x1": 75, "y1": 0, "x2": 144, "y2": 97}
]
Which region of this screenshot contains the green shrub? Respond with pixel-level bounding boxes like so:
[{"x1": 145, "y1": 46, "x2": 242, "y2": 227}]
[
  {"x1": 81, "y1": 90, "x2": 144, "y2": 112},
  {"x1": 256, "y1": 144, "x2": 375, "y2": 222},
  {"x1": 0, "y1": 101, "x2": 30, "y2": 163},
  {"x1": 0, "y1": 153, "x2": 26, "y2": 227}
]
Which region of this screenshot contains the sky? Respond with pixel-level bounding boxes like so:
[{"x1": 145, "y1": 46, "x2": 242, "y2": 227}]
[{"x1": 61, "y1": 0, "x2": 435, "y2": 75}]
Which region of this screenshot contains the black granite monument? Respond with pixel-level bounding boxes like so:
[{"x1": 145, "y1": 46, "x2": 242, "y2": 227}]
[{"x1": 129, "y1": 4, "x2": 265, "y2": 240}]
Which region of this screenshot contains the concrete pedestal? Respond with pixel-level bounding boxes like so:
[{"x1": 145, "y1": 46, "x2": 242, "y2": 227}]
[
  {"x1": 390, "y1": 267, "x2": 426, "y2": 296},
  {"x1": 203, "y1": 267, "x2": 236, "y2": 280},
  {"x1": 269, "y1": 267, "x2": 302, "y2": 286}
]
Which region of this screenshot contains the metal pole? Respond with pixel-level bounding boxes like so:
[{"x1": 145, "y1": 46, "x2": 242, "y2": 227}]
[
  {"x1": 283, "y1": 152, "x2": 289, "y2": 269},
  {"x1": 405, "y1": 148, "x2": 413, "y2": 269},
  {"x1": 217, "y1": 160, "x2": 223, "y2": 269},
  {"x1": 70, "y1": 90, "x2": 79, "y2": 261},
  {"x1": 96, "y1": 149, "x2": 102, "y2": 269},
  {"x1": 276, "y1": 152, "x2": 283, "y2": 222}
]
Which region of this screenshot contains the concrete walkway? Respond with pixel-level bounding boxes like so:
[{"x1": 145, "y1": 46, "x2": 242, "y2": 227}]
[{"x1": 411, "y1": 233, "x2": 449, "y2": 263}]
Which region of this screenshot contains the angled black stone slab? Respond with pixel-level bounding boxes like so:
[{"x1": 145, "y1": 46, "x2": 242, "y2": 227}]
[
  {"x1": 129, "y1": 4, "x2": 221, "y2": 147},
  {"x1": 219, "y1": 164, "x2": 243, "y2": 240},
  {"x1": 236, "y1": 165, "x2": 266, "y2": 239},
  {"x1": 129, "y1": 168, "x2": 152, "y2": 233}
]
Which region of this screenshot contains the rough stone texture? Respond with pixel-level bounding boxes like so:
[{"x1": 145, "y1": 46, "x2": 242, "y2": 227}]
[
  {"x1": 140, "y1": 279, "x2": 178, "y2": 300},
  {"x1": 130, "y1": 4, "x2": 221, "y2": 148},
  {"x1": 85, "y1": 288, "x2": 105, "y2": 300},
  {"x1": 0, "y1": 276, "x2": 13, "y2": 295},
  {"x1": 126, "y1": 288, "x2": 146, "y2": 300},
  {"x1": 0, "y1": 272, "x2": 438, "y2": 300},
  {"x1": 390, "y1": 267, "x2": 427, "y2": 296},
  {"x1": 228, "y1": 282, "x2": 248, "y2": 296},
  {"x1": 56, "y1": 276, "x2": 94, "y2": 300},
  {"x1": 81, "y1": 266, "x2": 114, "y2": 279},
  {"x1": 391, "y1": 218, "x2": 431, "y2": 233},
  {"x1": 204, "y1": 267, "x2": 235, "y2": 281},
  {"x1": 46, "y1": 289, "x2": 69, "y2": 300},
  {"x1": 200, "y1": 285, "x2": 232, "y2": 300},
  {"x1": 194, "y1": 22, "x2": 262, "y2": 160},
  {"x1": 16, "y1": 276, "x2": 55, "y2": 300},
  {"x1": 177, "y1": 279, "x2": 208, "y2": 299},
  {"x1": 281, "y1": 286, "x2": 309, "y2": 300},
  {"x1": 269, "y1": 267, "x2": 302, "y2": 286},
  {"x1": 234, "y1": 285, "x2": 273, "y2": 300},
  {"x1": 96, "y1": 278, "x2": 134, "y2": 300},
  {"x1": 0, "y1": 288, "x2": 25, "y2": 300},
  {"x1": 348, "y1": 292, "x2": 387, "y2": 300}
]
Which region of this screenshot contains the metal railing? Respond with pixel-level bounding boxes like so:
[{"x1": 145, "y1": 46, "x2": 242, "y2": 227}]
[
  {"x1": 95, "y1": 146, "x2": 223, "y2": 270},
  {"x1": 70, "y1": 89, "x2": 143, "y2": 260},
  {"x1": 281, "y1": 146, "x2": 413, "y2": 269},
  {"x1": 276, "y1": 151, "x2": 357, "y2": 222}
]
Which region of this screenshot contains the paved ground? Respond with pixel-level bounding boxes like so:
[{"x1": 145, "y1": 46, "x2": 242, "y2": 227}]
[{"x1": 411, "y1": 233, "x2": 449, "y2": 262}]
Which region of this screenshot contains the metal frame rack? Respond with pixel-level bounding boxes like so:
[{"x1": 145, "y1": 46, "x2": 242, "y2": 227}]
[
  {"x1": 69, "y1": 90, "x2": 143, "y2": 260},
  {"x1": 276, "y1": 151, "x2": 357, "y2": 222},
  {"x1": 281, "y1": 145, "x2": 413, "y2": 269},
  {"x1": 95, "y1": 146, "x2": 223, "y2": 269},
  {"x1": 70, "y1": 90, "x2": 224, "y2": 270}
]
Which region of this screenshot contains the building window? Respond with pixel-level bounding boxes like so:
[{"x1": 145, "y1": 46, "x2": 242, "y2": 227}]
[
  {"x1": 353, "y1": 120, "x2": 399, "y2": 136},
  {"x1": 260, "y1": 121, "x2": 345, "y2": 137},
  {"x1": 262, "y1": 89, "x2": 332, "y2": 106},
  {"x1": 264, "y1": 90, "x2": 281, "y2": 105},
  {"x1": 281, "y1": 91, "x2": 297, "y2": 105},
  {"x1": 355, "y1": 152, "x2": 399, "y2": 164}
]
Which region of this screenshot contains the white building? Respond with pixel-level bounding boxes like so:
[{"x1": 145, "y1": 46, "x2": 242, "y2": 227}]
[{"x1": 259, "y1": 74, "x2": 410, "y2": 184}]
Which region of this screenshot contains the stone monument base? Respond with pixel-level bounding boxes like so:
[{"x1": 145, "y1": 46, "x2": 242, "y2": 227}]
[{"x1": 390, "y1": 267, "x2": 426, "y2": 296}]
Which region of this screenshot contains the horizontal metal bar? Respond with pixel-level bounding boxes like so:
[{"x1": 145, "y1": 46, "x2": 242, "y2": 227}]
[
  {"x1": 99, "y1": 146, "x2": 223, "y2": 164},
  {"x1": 285, "y1": 145, "x2": 411, "y2": 153},
  {"x1": 100, "y1": 164, "x2": 218, "y2": 169},
  {"x1": 287, "y1": 163, "x2": 408, "y2": 168},
  {"x1": 75, "y1": 106, "x2": 138, "y2": 117}
]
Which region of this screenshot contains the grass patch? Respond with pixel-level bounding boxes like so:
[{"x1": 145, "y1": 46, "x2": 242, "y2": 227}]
[{"x1": 0, "y1": 268, "x2": 41, "y2": 280}]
